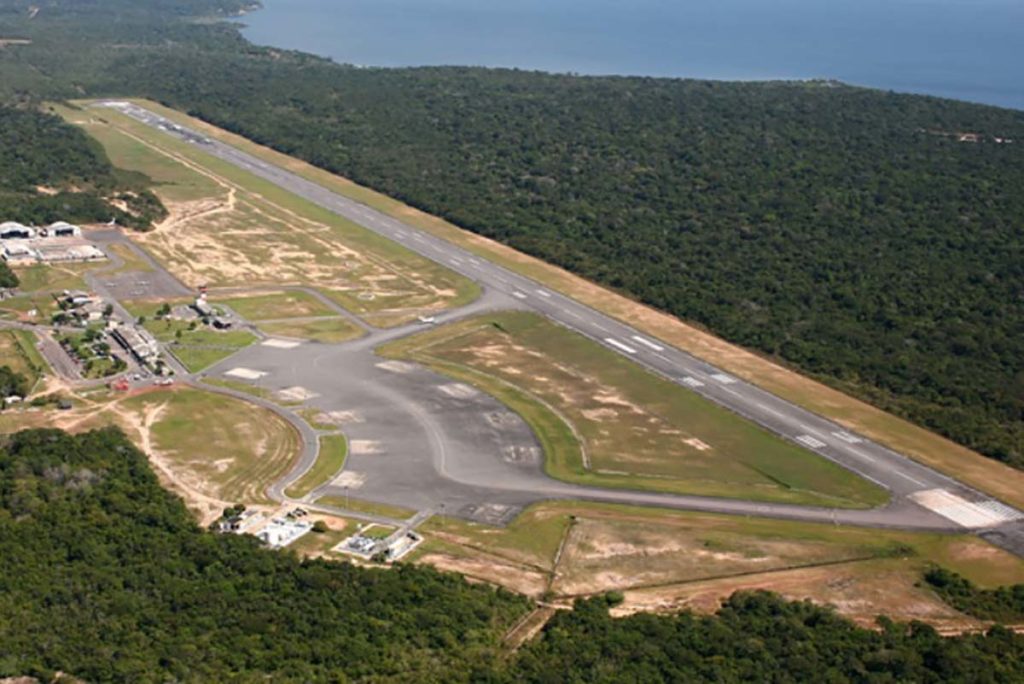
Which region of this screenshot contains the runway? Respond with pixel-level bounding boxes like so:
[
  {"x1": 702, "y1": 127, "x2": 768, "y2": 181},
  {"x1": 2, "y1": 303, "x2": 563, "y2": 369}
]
[{"x1": 96, "y1": 101, "x2": 1024, "y2": 548}]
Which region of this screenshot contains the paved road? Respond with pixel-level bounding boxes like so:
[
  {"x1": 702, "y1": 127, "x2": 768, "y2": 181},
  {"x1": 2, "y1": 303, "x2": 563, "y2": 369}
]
[{"x1": 94, "y1": 101, "x2": 1024, "y2": 547}]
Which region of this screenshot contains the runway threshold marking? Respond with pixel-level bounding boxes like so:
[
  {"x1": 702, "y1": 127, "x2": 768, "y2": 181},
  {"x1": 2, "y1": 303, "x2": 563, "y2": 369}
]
[
  {"x1": 605, "y1": 338, "x2": 638, "y2": 354},
  {"x1": 536, "y1": 289, "x2": 552, "y2": 298},
  {"x1": 681, "y1": 376, "x2": 705, "y2": 388},
  {"x1": 910, "y1": 489, "x2": 1024, "y2": 528},
  {"x1": 512, "y1": 291, "x2": 528, "y2": 299},
  {"x1": 225, "y1": 367, "x2": 267, "y2": 380},
  {"x1": 262, "y1": 339, "x2": 301, "y2": 349},
  {"x1": 711, "y1": 373, "x2": 737, "y2": 384}
]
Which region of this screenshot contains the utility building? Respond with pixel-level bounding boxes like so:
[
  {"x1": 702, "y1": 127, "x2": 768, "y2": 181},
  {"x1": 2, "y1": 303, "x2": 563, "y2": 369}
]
[
  {"x1": 0, "y1": 222, "x2": 34, "y2": 240},
  {"x1": 45, "y1": 221, "x2": 82, "y2": 238}
]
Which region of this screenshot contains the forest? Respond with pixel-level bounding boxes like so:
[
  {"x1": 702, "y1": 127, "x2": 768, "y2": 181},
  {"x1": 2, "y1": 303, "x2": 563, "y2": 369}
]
[
  {"x1": 2, "y1": 427, "x2": 1023, "y2": 683},
  {"x1": 925, "y1": 568, "x2": 1024, "y2": 624},
  {"x1": 0, "y1": 365, "x2": 27, "y2": 399},
  {"x1": 0, "y1": 263, "x2": 14, "y2": 289},
  {"x1": 0, "y1": 0, "x2": 1021, "y2": 465},
  {"x1": 0, "y1": 105, "x2": 166, "y2": 230}
]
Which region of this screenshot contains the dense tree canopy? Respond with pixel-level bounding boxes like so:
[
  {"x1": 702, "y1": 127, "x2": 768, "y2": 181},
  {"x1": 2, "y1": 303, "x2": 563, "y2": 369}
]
[
  {"x1": 0, "y1": 428, "x2": 530, "y2": 681},
  {"x1": 0, "y1": 263, "x2": 15, "y2": 289},
  {"x1": 0, "y1": 365, "x2": 27, "y2": 398},
  {"x1": 925, "y1": 567, "x2": 1024, "y2": 624},
  {"x1": 0, "y1": 105, "x2": 166, "y2": 229},
  {"x1": 513, "y1": 593, "x2": 1024, "y2": 683},
  {"x1": 2, "y1": 427, "x2": 1023, "y2": 682}
]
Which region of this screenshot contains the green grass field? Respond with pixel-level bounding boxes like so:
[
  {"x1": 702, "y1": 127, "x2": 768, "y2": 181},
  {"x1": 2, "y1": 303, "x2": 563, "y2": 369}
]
[
  {"x1": 258, "y1": 317, "x2": 363, "y2": 344},
  {"x1": 60, "y1": 103, "x2": 223, "y2": 203},
  {"x1": 380, "y1": 312, "x2": 887, "y2": 509},
  {"x1": 11, "y1": 261, "x2": 104, "y2": 295},
  {"x1": 285, "y1": 434, "x2": 348, "y2": 499},
  {"x1": 315, "y1": 495, "x2": 417, "y2": 520},
  {"x1": 0, "y1": 330, "x2": 48, "y2": 389},
  {"x1": 123, "y1": 387, "x2": 300, "y2": 505},
  {"x1": 215, "y1": 291, "x2": 335, "y2": 321},
  {"x1": 214, "y1": 291, "x2": 364, "y2": 343}
]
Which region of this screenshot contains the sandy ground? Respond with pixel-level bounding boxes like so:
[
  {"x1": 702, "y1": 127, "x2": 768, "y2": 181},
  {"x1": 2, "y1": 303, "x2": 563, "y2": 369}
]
[
  {"x1": 417, "y1": 552, "x2": 549, "y2": 597},
  {"x1": 611, "y1": 560, "x2": 986, "y2": 632},
  {"x1": 108, "y1": 124, "x2": 461, "y2": 322}
]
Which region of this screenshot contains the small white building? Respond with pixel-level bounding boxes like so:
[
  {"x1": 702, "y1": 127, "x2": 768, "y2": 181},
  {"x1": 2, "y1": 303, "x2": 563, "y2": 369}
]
[
  {"x1": 45, "y1": 221, "x2": 82, "y2": 238},
  {"x1": 193, "y1": 295, "x2": 214, "y2": 318},
  {"x1": 257, "y1": 518, "x2": 313, "y2": 549}
]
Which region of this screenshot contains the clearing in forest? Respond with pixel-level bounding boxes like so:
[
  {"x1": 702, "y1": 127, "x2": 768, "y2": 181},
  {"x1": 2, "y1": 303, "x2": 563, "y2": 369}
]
[
  {"x1": 123, "y1": 97, "x2": 1024, "y2": 511},
  {"x1": 410, "y1": 501, "x2": 1024, "y2": 631},
  {"x1": 61, "y1": 104, "x2": 478, "y2": 327}
]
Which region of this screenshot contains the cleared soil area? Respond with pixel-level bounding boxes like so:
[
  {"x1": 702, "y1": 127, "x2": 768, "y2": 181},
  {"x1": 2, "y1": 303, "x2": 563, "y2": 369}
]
[
  {"x1": 382, "y1": 311, "x2": 885, "y2": 508},
  {"x1": 412, "y1": 501, "x2": 1024, "y2": 626},
  {"x1": 123, "y1": 98, "x2": 1024, "y2": 510},
  {"x1": 63, "y1": 105, "x2": 479, "y2": 328},
  {"x1": 614, "y1": 560, "x2": 980, "y2": 631}
]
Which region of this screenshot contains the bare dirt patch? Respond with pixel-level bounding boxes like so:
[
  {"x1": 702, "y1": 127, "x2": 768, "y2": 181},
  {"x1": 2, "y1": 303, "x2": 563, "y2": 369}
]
[
  {"x1": 613, "y1": 560, "x2": 983, "y2": 632},
  {"x1": 417, "y1": 552, "x2": 549, "y2": 597}
]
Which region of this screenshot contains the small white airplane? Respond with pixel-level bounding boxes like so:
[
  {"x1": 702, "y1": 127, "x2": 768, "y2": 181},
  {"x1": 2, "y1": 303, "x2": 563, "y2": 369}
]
[{"x1": 417, "y1": 315, "x2": 437, "y2": 325}]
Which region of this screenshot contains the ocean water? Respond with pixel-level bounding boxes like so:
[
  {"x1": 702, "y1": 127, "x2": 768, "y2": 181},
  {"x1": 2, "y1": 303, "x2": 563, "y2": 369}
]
[{"x1": 240, "y1": 0, "x2": 1024, "y2": 111}]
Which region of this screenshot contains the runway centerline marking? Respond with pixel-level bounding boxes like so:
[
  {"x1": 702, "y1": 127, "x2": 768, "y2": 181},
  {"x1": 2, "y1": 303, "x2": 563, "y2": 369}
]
[
  {"x1": 605, "y1": 338, "x2": 638, "y2": 354},
  {"x1": 631, "y1": 335, "x2": 665, "y2": 352}
]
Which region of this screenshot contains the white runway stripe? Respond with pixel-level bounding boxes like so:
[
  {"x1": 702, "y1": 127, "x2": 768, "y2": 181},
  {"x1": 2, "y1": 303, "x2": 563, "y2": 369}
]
[
  {"x1": 605, "y1": 338, "x2": 638, "y2": 354},
  {"x1": 631, "y1": 335, "x2": 665, "y2": 352}
]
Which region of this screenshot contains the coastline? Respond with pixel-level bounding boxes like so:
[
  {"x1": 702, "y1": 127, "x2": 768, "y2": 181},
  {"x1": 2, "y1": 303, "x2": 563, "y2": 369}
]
[{"x1": 236, "y1": 0, "x2": 1024, "y2": 111}]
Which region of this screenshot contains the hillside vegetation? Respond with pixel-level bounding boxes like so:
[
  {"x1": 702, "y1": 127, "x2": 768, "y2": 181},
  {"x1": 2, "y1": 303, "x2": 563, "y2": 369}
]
[
  {"x1": 0, "y1": 1, "x2": 1021, "y2": 469},
  {"x1": 2, "y1": 427, "x2": 1024, "y2": 682}
]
